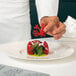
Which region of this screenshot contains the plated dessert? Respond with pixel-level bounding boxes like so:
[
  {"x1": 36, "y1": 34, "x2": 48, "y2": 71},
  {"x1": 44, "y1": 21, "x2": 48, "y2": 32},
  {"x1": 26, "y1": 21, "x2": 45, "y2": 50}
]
[
  {"x1": 2, "y1": 39, "x2": 74, "y2": 60},
  {"x1": 27, "y1": 40, "x2": 49, "y2": 57}
]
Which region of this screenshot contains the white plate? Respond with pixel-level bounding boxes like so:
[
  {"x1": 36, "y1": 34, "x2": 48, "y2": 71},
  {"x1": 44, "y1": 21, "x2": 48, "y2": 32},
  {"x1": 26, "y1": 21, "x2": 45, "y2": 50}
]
[{"x1": 0, "y1": 40, "x2": 74, "y2": 61}]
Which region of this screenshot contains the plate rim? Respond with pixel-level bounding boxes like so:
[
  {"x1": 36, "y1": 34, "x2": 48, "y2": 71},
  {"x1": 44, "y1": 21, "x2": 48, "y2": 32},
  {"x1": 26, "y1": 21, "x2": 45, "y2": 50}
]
[{"x1": 2, "y1": 41, "x2": 74, "y2": 61}]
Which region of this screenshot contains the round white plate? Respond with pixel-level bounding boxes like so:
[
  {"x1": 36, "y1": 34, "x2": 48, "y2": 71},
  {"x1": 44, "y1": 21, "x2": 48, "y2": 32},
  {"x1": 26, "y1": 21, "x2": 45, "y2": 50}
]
[{"x1": 1, "y1": 40, "x2": 74, "y2": 61}]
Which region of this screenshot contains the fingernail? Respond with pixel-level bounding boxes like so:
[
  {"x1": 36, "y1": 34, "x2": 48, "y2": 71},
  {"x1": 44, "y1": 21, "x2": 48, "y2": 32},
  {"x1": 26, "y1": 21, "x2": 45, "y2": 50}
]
[
  {"x1": 54, "y1": 36, "x2": 57, "y2": 40},
  {"x1": 44, "y1": 28, "x2": 47, "y2": 32},
  {"x1": 55, "y1": 38, "x2": 58, "y2": 40},
  {"x1": 54, "y1": 35, "x2": 57, "y2": 38}
]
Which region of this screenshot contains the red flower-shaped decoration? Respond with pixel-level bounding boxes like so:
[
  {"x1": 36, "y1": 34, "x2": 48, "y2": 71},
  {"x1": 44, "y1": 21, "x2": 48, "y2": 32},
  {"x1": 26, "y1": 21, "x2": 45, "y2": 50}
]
[{"x1": 33, "y1": 24, "x2": 46, "y2": 37}]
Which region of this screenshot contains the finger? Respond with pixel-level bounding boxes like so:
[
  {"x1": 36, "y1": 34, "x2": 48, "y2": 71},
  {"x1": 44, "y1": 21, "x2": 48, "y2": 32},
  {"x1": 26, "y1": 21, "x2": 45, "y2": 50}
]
[
  {"x1": 54, "y1": 34, "x2": 62, "y2": 40},
  {"x1": 47, "y1": 32, "x2": 53, "y2": 36},
  {"x1": 46, "y1": 26, "x2": 58, "y2": 36},
  {"x1": 54, "y1": 30, "x2": 66, "y2": 37},
  {"x1": 53, "y1": 22, "x2": 66, "y2": 34},
  {"x1": 40, "y1": 19, "x2": 47, "y2": 26},
  {"x1": 47, "y1": 29, "x2": 66, "y2": 37},
  {"x1": 40, "y1": 19, "x2": 48, "y2": 31},
  {"x1": 44, "y1": 22, "x2": 55, "y2": 32},
  {"x1": 40, "y1": 22, "x2": 45, "y2": 26},
  {"x1": 54, "y1": 30, "x2": 66, "y2": 40}
]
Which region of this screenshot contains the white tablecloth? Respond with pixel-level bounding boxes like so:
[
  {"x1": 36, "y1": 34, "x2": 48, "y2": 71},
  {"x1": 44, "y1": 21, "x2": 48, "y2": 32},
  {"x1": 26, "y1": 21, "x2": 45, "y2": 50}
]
[{"x1": 0, "y1": 39, "x2": 76, "y2": 76}]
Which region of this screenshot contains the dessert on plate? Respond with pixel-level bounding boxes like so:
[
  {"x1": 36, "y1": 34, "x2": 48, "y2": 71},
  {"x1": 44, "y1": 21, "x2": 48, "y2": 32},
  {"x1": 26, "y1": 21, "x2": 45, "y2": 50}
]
[{"x1": 27, "y1": 40, "x2": 49, "y2": 57}]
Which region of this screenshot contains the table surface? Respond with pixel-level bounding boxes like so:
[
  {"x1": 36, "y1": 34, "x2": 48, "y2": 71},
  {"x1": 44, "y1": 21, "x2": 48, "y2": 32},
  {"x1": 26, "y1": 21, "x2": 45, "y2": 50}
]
[
  {"x1": 0, "y1": 65, "x2": 49, "y2": 76},
  {"x1": 0, "y1": 38, "x2": 76, "y2": 76}
]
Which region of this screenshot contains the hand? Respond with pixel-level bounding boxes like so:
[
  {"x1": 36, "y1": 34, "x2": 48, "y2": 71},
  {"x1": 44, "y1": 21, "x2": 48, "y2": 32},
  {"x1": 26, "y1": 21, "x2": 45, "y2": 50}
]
[{"x1": 40, "y1": 16, "x2": 66, "y2": 40}]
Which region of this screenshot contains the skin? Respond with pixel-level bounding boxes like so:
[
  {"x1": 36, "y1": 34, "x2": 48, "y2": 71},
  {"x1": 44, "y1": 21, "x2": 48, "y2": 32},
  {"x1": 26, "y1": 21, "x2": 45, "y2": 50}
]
[{"x1": 40, "y1": 16, "x2": 66, "y2": 40}]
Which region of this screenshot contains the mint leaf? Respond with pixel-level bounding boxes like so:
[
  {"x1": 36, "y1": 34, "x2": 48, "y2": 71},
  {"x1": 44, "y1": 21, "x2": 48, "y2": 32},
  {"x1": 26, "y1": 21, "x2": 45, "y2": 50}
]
[
  {"x1": 37, "y1": 46, "x2": 44, "y2": 56},
  {"x1": 31, "y1": 43, "x2": 45, "y2": 56},
  {"x1": 32, "y1": 42, "x2": 39, "y2": 54},
  {"x1": 32, "y1": 42, "x2": 38, "y2": 48}
]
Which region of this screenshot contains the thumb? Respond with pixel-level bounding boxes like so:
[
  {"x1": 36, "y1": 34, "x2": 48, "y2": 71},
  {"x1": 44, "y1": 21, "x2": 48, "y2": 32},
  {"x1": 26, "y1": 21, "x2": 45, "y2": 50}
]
[
  {"x1": 44, "y1": 22, "x2": 54, "y2": 32},
  {"x1": 40, "y1": 20, "x2": 47, "y2": 31},
  {"x1": 40, "y1": 19, "x2": 46, "y2": 26}
]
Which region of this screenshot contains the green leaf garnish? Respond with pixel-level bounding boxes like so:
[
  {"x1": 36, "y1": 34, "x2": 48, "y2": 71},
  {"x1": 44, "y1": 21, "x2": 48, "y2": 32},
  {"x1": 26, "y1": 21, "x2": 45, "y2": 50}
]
[
  {"x1": 32, "y1": 42, "x2": 38, "y2": 54},
  {"x1": 31, "y1": 43, "x2": 45, "y2": 56},
  {"x1": 37, "y1": 46, "x2": 44, "y2": 56}
]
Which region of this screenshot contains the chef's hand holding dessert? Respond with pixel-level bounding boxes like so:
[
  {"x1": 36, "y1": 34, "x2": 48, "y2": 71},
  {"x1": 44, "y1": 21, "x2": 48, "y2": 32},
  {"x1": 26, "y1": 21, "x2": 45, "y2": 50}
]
[{"x1": 40, "y1": 16, "x2": 66, "y2": 40}]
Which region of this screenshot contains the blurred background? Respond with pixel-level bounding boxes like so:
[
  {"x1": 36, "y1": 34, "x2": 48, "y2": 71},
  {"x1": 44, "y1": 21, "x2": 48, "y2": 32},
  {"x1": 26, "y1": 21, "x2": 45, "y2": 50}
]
[{"x1": 29, "y1": 0, "x2": 76, "y2": 39}]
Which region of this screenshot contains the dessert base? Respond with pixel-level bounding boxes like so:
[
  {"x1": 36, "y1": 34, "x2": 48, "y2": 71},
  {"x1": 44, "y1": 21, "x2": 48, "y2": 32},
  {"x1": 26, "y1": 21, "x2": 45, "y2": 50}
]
[{"x1": 29, "y1": 54, "x2": 47, "y2": 57}]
